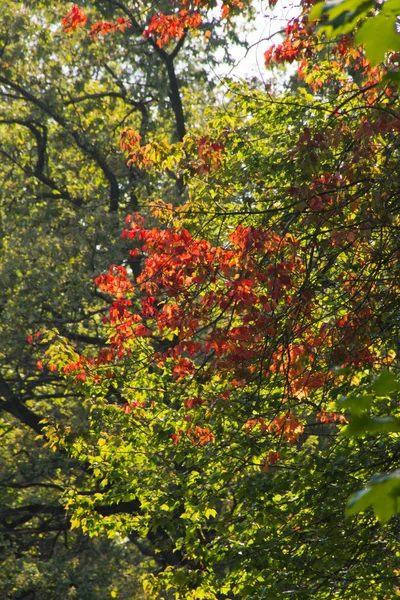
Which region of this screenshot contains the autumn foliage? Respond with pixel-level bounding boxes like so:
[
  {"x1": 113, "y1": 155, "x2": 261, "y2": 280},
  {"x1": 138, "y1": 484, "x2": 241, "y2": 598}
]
[
  {"x1": 62, "y1": 1, "x2": 245, "y2": 48},
  {"x1": 35, "y1": 1, "x2": 400, "y2": 598}
]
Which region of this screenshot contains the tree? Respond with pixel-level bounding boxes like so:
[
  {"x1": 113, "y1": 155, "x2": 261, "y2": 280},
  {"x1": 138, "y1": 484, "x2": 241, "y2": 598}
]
[
  {"x1": 40, "y1": 6, "x2": 400, "y2": 597},
  {"x1": 0, "y1": 1, "x2": 253, "y2": 597}
]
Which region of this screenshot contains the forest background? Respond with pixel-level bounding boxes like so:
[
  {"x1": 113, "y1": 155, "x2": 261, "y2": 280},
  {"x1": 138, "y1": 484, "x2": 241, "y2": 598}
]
[{"x1": 1, "y1": 0, "x2": 400, "y2": 598}]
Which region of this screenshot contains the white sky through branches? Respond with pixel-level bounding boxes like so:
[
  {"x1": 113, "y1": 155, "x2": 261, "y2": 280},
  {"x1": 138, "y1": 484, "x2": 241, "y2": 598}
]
[{"x1": 218, "y1": 0, "x2": 300, "y2": 81}]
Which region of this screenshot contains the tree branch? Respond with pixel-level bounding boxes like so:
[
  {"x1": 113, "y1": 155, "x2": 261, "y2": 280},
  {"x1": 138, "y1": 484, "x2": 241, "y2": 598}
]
[
  {"x1": 65, "y1": 91, "x2": 127, "y2": 104},
  {"x1": 0, "y1": 118, "x2": 83, "y2": 207},
  {"x1": 0, "y1": 77, "x2": 120, "y2": 211},
  {"x1": 106, "y1": 0, "x2": 186, "y2": 141},
  {"x1": 0, "y1": 374, "x2": 44, "y2": 436},
  {"x1": 164, "y1": 54, "x2": 186, "y2": 141}
]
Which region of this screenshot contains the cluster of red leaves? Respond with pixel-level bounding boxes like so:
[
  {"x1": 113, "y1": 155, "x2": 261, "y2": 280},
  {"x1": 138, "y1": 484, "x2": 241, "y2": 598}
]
[
  {"x1": 263, "y1": 6, "x2": 383, "y2": 99},
  {"x1": 60, "y1": 169, "x2": 386, "y2": 411},
  {"x1": 62, "y1": 0, "x2": 246, "y2": 52},
  {"x1": 62, "y1": 5, "x2": 131, "y2": 37},
  {"x1": 195, "y1": 136, "x2": 225, "y2": 174},
  {"x1": 99, "y1": 214, "x2": 379, "y2": 397},
  {"x1": 95, "y1": 265, "x2": 134, "y2": 300},
  {"x1": 27, "y1": 332, "x2": 41, "y2": 345},
  {"x1": 144, "y1": 10, "x2": 202, "y2": 48},
  {"x1": 123, "y1": 400, "x2": 146, "y2": 417},
  {"x1": 316, "y1": 409, "x2": 348, "y2": 424},
  {"x1": 269, "y1": 336, "x2": 330, "y2": 399},
  {"x1": 120, "y1": 128, "x2": 142, "y2": 153},
  {"x1": 89, "y1": 17, "x2": 131, "y2": 39},
  {"x1": 98, "y1": 218, "x2": 304, "y2": 385},
  {"x1": 172, "y1": 425, "x2": 215, "y2": 446},
  {"x1": 246, "y1": 413, "x2": 304, "y2": 445},
  {"x1": 261, "y1": 451, "x2": 282, "y2": 472},
  {"x1": 269, "y1": 412, "x2": 305, "y2": 445},
  {"x1": 62, "y1": 5, "x2": 87, "y2": 32},
  {"x1": 334, "y1": 35, "x2": 353, "y2": 57},
  {"x1": 62, "y1": 357, "x2": 87, "y2": 382},
  {"x1": 185, "y1": 397, "x2": 206, "y2": 409},
  {"x1": 264, "y1": 17, "x2": 315, "y2": 66},
  {"x1": 119, "y1": 128, "x2": 170, "y2": 171}
]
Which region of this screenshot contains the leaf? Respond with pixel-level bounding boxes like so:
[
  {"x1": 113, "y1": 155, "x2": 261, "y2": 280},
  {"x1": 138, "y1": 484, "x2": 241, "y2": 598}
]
[
  {"x1": 342, "y1": 414, "x2": 400, "y2": 437},
  {"x1": 346, "y1": 470, "x2": 400, "y2": 523},
  {"x1": 383, "y1": 71, "x2": 400, "y2": 87},
  {"x1": 370, "y1": 370, "x2": 400, "y2": 396},
  {"x1": 355, "y1": 12, "x2": 400, "y2": 64},
  {"x1": 338, "y1": 393, "x2": 374, "y2": 413},
  {"x1": 309, "y1": 1, "x2": 324, "y2": 21}
]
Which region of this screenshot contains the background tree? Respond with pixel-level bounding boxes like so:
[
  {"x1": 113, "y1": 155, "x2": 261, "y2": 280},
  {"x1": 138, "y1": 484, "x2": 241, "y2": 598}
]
[{"x1": 0, "y1": 1, "x2": 254, "y2": 597}]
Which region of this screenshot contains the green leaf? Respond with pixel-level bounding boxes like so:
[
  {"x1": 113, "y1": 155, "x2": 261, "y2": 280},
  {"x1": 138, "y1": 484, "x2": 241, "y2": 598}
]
[
  {"x1": 370, "y1": 371, "x2": 400, "y2": 396},
  {"x1": 346, "y1": 470, "x2": 400, "y2": 523},
  {"x1": 383, "y1": 71, "x2": 400, "y2": 87},
  {"x1": 356, "y1": 13, "x2": 400, "y2": 64},
  {"x1": 342, "y1": 414, "x2": 400, "y2": 437},
  {"x1": 338, "y1": 393, "x2": 374, "y2": 413},
  {"x1": 309, "y1": 1, "x2": 324, "y2": 21}
]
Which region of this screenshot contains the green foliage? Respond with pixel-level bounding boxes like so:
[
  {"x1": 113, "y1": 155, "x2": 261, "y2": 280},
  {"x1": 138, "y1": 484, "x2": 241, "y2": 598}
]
[
  {"x1": 311, "y1": 0, "x2": 400, "y2": 66},
  {"x1": 347, "y1": 471, "x2": 400, "y2": 524},
  {"x1": 339, "y1": 371, "x2": 400, "y2": 523}
]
